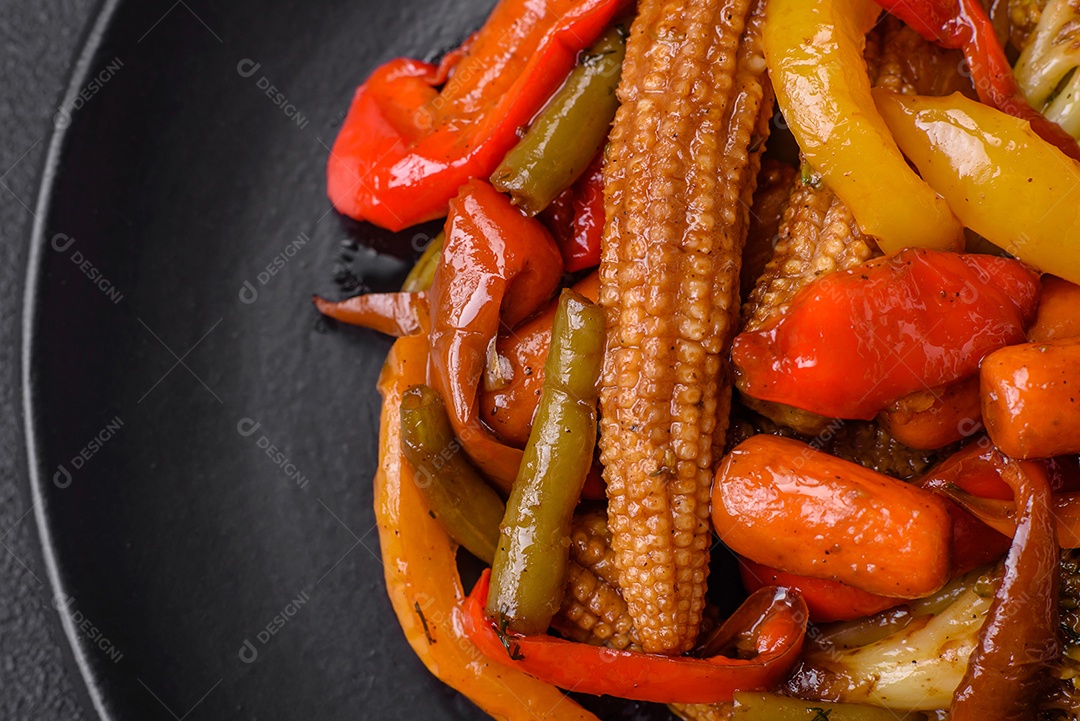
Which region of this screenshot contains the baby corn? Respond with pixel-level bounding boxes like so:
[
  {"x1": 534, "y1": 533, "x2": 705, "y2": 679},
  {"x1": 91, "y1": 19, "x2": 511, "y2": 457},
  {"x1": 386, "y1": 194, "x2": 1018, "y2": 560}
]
[
  {"x1": 875, "y1": 16, "x2": 970, "y2": 97},
  {"x1": 1010, "y1": 0, "x2": 1048, "y2": 49},
  {"x1": 740, "y1": 161, "x2": 798, "y2": 300},
  {"x1": 599, "y1": 0, "x2": 772, "y2": 654},
  {"x1": 569, "y1": 508, "x2": 623, "y2": 588},
  {"x1": 554, "y1": 510, "x2": 640, "y2": 650},
  {"x1": 744, "y1": 13, "x2": 967, "y2": 335},
  {"x1": 554, "y1": 561, "x2": 640, "y2": 650},
  {"x1": 741, "y1": 172, "x2": 879, "y2": 333},
  {"x1": 828, "y1": 420, "x2": 947, "y2": 481},
  {"x1": 728, "y1": 408, "x2": 943, "y2": 481}
]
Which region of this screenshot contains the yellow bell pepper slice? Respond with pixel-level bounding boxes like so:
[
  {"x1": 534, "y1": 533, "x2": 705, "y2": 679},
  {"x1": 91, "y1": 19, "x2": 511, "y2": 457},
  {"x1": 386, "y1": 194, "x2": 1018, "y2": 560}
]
[
  {"x1": 875, "y1": 89, "x2": 1080, "y2": 286},
  {"x1": 374, "y1": 334, "x2": 600, "y2": 721},
  {"x1": 763, "y1": 0, "x2": 965, "y2": 253}
]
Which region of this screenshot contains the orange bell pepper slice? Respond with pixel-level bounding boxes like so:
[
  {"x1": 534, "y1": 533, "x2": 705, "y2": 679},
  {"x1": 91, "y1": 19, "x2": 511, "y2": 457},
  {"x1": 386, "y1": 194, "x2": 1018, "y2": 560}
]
[
  {"x1": 374, "y1": 334, "x2": 601, "y2": 721},
  {"x1": 313, "y1": 291, "x2": 428, "y2": 337}
]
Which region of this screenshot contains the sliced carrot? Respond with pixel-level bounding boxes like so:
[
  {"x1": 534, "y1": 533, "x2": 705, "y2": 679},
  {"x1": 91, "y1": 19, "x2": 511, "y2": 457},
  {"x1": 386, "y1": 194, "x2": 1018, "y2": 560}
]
[
  {"x1": 981, "y1": 338, "x2": 1080, "y2": 459},
  {"x1": 712, "y1": 435, "x2": 952, "y2": 598}
]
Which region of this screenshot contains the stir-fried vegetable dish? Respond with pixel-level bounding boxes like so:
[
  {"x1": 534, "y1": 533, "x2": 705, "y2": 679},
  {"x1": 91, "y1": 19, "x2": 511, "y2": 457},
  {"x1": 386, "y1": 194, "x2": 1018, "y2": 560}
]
[{"x1": 317, "y1": 0, "x2": 1080, "y2": 717}]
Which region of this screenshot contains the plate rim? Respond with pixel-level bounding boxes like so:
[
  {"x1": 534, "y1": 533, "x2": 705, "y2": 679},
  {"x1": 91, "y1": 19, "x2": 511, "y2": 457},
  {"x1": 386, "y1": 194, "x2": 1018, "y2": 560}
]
[{"x1": 21, "y1": 1, "x2": 125, "y2": 719}]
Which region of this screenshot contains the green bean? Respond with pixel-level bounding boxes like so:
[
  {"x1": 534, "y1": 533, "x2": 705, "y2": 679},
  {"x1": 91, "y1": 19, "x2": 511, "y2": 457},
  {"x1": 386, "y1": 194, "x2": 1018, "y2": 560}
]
[
  {"x1": 490, "y1": 27, "x2": 625, "y2": 215},
  {"x1": 401, "y1": 233, "x2": 443, "y2": 293},
  {"x1": 486, "y1": 289, "x2": 605, "y2": 634},
  {"x1": 731, "y1": 692, "x2": 927, "y2": 721},
  {"x1": 400, "y1": 384, "x2": 505, "y2": 564},
  {"x1": 812, "y1": 606, "x2": 913, "y2": 651}
]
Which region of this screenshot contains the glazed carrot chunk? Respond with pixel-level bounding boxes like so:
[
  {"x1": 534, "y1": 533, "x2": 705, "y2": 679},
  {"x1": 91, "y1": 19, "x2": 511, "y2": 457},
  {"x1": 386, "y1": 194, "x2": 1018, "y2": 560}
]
[
  {"x1": 712, "y1": 435, "x2": 952, "y2": 598},
  {"x1": 981, "y1": 339, "x2": 1080, "y2": 459}
]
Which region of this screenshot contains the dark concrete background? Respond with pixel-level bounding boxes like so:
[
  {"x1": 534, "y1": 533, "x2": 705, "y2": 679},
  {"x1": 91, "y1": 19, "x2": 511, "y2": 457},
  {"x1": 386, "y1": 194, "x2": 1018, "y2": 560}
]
[{"x1": 1, "y1": 0, "x2": 98, "y2": 718}]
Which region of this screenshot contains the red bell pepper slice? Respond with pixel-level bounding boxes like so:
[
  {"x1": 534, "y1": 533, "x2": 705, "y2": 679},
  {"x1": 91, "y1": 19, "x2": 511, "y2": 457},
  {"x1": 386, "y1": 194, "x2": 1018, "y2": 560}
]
[
  {"x1": 458, "y1": 569, "x2": 808, "y2": 704},
  {"x1": 731, "y1": 248, "x2": 1040, "y2": 420},
  {"x1": 327, "y1": 0, "x2": 628, "y2": 231},
  {"x1": 580, "y1": 462, "x2": 606, "y2": 500},
  {"x1": 538, "y1": 185, "x2": 576, "y2": 261},
  {"x1": 872, "y1": 0, "x2": 1080, "y2": 161},
  {"x1": 428, "y1": 179, "x2": 563, "y2": 493},
  {"x1": 738, "y1": 557, "x2": 901, "y2": 623},
  {"x1": 565, "y1": 153, "x2": 605, "y2": 272},
  {"x1": 542, "y1": 153, "x2": 604, "y2": 272},
  {"x1": 1049, "y1": 455, "x2": 1080, "y2": 493},
  {"x1": 538, "y1": 153, "x2": 604, "y2": 273}
]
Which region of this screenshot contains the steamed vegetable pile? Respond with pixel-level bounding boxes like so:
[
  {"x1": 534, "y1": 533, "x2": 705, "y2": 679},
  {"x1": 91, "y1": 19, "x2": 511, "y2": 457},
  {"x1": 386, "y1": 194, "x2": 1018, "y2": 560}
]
[{"x1": 317, "y1": 0, "x2": 1080, "y2": 717}]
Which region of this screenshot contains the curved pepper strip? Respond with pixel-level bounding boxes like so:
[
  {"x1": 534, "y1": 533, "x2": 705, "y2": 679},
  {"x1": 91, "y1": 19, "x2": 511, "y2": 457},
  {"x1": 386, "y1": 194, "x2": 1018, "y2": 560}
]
[
  {"x1": 931, "y1": 483, "x2": 1080, "y2": 548},
  {"x1": 731, "y1": 248, "x2": 1040, "y2": 419},
  {"x1": 762, "y1": 0, "x2": 964, "y2": 253},
  {"x1": 327, "y1": 0, "x2": 628, "y2": 231},
  {"x1": 460, "y1": 569, "x2": 808, "y2": 705},
  {"x1": 313, "y1": 291, "x2": 428, "y2": 337},
  {"x1": 374, "y1": 335, "x2": 601, "y2": 721},
  {"x1": 923, "y1": 442, "x2": 1080, "y2": 548},
  {"x1": 871, "y1": 0, "x2": 1080, "y2": 161},
  {"x1": 916, "y1": 442, "x2": 1019, "y2": 574},
  {"x1": 428, "y1": 179, "x2": 563, "y2": 493},
  {"x1": 950, "y1": 453, "x2": 1060, "y2": 721},
  {"x1": 875, "y1": 90, "x2": 1080, "y2": 287}
]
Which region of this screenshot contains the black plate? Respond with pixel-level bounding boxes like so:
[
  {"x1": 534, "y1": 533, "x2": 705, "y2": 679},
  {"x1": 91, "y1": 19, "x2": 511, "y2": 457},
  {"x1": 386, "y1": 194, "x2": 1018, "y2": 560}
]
[{"x1": 22, "y1": 0, "x2": 686, "y2": 719}]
